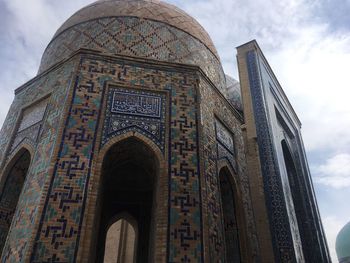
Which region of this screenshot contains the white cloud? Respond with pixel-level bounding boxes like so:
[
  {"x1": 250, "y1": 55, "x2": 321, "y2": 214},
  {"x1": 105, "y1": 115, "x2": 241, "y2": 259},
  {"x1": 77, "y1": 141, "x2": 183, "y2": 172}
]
[
  {"x1": 314, "y1": 153, "x2": 350, "y2": 188},
  {"x1": 176, "y1": 0, "x2": 350, "y2": 156},
  {"x1": 0, "y1": 0, "x2": 95, "y2": 126},
  {"x1": 267, "y1": 31, "x2": 350, "y2": 153}
]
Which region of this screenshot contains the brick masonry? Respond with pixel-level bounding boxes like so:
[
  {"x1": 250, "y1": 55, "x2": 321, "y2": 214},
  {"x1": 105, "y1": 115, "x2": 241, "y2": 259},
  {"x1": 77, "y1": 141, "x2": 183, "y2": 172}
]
[
  {"x1": 39, "y1": 17, "x2": 226, "y2": 97},
  {"x1": 0, "y1": 49, "x2": 259, "y2": 262},
  {"x1": 0, "y1": 2, "x2": 330, "y2": 262},
  {"x1": 0, "y1": 60, "x2": 77, "y2": 262}
]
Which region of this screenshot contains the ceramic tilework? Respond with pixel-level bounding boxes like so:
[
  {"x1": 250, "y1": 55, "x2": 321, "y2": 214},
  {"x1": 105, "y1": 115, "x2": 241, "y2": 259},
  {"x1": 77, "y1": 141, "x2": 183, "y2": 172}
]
[
  {"x1": 1, "y1": 61, "x2": 76, "y2": 263},
  {"x1": 18, "y1": 99, "x2": 47, "y2": 132},
  {"x1": 9, "y1": 99, "x2": 48, "y2": 153},
  {"x1": 54, "y1": 0, "x2": 218, "y2": 58},
  {"x1": 39, "y1": 17, "x2": 226, "y2": 95},
  {"x1": 0, "y1": 151, "x2": 30, "y2": 253},
  {"x1": 199, "y1": 77, "x2": 259, "y2": 262},
  {"x1": 246, "y1": 50, "x2": 295, "y2": 261},
  {"x1": 30, "y1": 55, "x2": 203, "y2": 262},
  {"x1": 10, "y1": 122, "x2": 42, "y2": 153},
  {"x1": 215, "y1": 119, "x2": 237, "y2": 171},
  {"x1": 0, "y1": 64, "x2": 73, "y2": 170},
  {"x1": 102, "y1": 87, "x2": 166, "y2": 151}
]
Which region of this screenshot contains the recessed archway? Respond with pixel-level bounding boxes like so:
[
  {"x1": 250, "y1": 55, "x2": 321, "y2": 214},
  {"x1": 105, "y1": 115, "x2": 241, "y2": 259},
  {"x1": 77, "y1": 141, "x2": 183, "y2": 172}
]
[
  {"x1": 219, "y1": 166, "x2": 242, "y2": 262},
  {"x1": 281, "y1": 139, "x2": 306, "y2": 257},
  {"x1": 0, "y1": 148, "x2": 31, "y2": 253},
  {"x1": 94, "y1": 137, "x2": 159, "y2": 263}
]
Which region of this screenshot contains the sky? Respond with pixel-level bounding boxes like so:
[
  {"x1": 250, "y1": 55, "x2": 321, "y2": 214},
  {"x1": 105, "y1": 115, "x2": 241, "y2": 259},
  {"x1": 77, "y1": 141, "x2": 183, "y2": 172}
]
[{"x1": 0, "y1": 0, "x2": 349, "y2": 261}]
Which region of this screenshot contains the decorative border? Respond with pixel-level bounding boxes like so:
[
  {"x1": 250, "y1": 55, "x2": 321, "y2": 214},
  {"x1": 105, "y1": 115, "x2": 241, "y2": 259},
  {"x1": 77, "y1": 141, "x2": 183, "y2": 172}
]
[
  {"x1": 111, "y1": 91, "x2": 162, "y2": 118},
  {"x1": 102, "y1": 87, "x2": 166, "y2": 152},
  {"x1": 31, "y1": 61, "x2": 106, "y2": 262},
  {"x1": 246, "y1": 50, "x2": 295, "y2": 262},
  {"x1": 215, "y1": 119, "x2": 237, "y2": 172}
]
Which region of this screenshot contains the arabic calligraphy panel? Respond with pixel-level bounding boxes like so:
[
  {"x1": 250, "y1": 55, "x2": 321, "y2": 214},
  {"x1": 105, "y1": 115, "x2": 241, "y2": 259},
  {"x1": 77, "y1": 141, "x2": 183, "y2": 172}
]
[
  {"x1": 102, "y1": 87, "x2": 166, "y2": 152},
  {"x1": 111, "y1": 91, "x2": 162, "y2": 118}
]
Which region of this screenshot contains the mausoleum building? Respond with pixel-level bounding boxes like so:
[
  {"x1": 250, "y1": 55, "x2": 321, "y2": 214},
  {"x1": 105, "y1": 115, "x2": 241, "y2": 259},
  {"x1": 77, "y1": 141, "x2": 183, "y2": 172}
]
[{"x1": 0, "y1": 0, "x2": 330, "y2": 262}]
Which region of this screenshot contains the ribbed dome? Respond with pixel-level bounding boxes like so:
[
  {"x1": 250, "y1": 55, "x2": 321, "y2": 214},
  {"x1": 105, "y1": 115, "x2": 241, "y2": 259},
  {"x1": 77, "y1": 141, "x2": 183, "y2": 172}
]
[
  {"x1": 38, "y1": 0, "x2": 226, "y2": 93},
  {"x1": 336, "y1": 222, "x2": 350, "y2": 263},
  {"x1": 53, "y1": 0, "x2": 219, "y2": 59}
]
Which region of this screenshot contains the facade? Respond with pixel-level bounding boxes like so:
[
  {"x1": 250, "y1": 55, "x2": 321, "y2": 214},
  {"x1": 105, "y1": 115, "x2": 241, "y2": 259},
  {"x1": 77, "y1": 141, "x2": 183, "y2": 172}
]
[{"x1": 0, "y1": 0, "x2": 330, "y2": 262}]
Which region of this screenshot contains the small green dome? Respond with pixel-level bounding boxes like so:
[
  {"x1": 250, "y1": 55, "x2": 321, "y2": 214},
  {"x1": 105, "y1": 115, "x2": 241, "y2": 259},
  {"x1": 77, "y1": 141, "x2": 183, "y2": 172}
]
[{"x1": 336, "y1": 221, "x2": 350, "y2": 262}]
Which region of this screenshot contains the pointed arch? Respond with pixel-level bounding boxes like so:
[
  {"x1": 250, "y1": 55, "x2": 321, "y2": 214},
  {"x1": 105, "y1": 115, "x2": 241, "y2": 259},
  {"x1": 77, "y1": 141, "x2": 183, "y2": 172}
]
[
  {"x1": 218, "y1": 163, "x2": 249, "y2": 262},
  {"x1": 77, "y1": 131, "x2": 168, "y2": 263},
  {"x1": 0, "y1": 145, "x2": 33, "y2": 253},
  {"x1": 0, "y1": 144, "x2": 34, "y2": 191}
]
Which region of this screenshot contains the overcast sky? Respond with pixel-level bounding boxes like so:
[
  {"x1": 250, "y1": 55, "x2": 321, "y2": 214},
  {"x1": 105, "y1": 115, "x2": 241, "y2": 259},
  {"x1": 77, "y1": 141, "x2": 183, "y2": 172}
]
[{"x1": 0, "y1": 0, "x2": 349, "y2": 261}]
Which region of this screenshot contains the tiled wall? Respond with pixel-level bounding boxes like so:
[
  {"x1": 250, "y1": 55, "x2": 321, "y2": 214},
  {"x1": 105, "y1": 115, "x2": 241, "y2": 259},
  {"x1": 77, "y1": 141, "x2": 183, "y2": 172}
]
[
  {"x1": 1, "y1": 51, "x2": 258, "y2": 262},
  {"x1": 0, "y1": 61, "x2": 76, "y2": 262},
  {"x1": 0, "y1": 151, "x2": 30, "y2": 253},
  {"x1": 39, "y1": 17, "x2": 226, "y2": 96},
  {"x1": 198, "y1": 77, "x2": 259, "y2": 262},
  {"x1": 28, "y1": 54, "x2": 203, "y2": 262}
]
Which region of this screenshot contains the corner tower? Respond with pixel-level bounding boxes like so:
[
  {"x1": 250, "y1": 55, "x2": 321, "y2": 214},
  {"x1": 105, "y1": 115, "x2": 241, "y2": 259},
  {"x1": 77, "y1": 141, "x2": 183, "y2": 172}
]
[{"x1": 0, "y1": 0, "x2": 256, "y2": 262}]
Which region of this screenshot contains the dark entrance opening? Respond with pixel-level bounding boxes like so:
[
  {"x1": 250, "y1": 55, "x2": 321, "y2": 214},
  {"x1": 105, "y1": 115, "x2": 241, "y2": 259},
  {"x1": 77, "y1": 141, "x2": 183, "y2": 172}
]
[
  {"x1": 281, "y1": 140, "x2": 307, "y2": 259},
  {"x1": 95, "y1": 138, "x2": 158, "y2": 263},
  {"x1": 219, "y1": 167, "x2": 241, "y2": 262},
  {"x1": 0, "y1": 149, "x2": 31, "y2": 253}
]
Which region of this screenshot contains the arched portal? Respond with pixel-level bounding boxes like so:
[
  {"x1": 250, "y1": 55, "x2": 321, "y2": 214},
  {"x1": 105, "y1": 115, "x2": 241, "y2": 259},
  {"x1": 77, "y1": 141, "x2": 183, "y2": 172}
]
[
  {"x1": 219, "y1": 166, "x2": 241, "y2": 262},
  {"x1": 0, "y1": 148, "x2": 31, "y2": 253},
  {"x1": 95, "y1": 137, "x2": 159, "y2": 263}
]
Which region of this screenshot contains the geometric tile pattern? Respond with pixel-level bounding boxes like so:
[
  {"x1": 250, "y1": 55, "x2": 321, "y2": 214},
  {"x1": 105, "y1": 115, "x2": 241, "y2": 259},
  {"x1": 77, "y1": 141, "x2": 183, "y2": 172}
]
[
  {"x1": 10, "y1": 122, "x2": 42, "y2": 153},
  {"x1": 246, "y1": 50, "x2": 295, "y2": 262},
  {"x1": 199, "y1": 78, "x2": 259, "y2": 262},
  {"x1": 39, "y1": 17, "x2": 226, "y2": 95},
  {"x1": 18, "y1": 99, "x2": 47, "y2": 132},
  {"x1": 30, "y1": 54, "x2": 203, "y2": 262},
  {"x1": 9, "y1": 98, "x2": 48, "y2": 153},
  {"x1": 0, "y1": 151, "x2": 30, "y2": 253},
  {"x1": 1, "y1": 61, "x2": 76, "y2": 263},
  {"x1": 102, "y1": 87, "x2": 166, "y2": 152},
  {"x1": 167, "y1": 69, "x2": 203, "y2": 263},
  {"x1": 215, "y1": 119, "x2": 237, "y2": 171},
  {"x1": 53, "y1": 0, "x2": 219, "y2": 59},
  {"x1": 0, "y1": 53, "x2": 257, "y2": 263},
  {"x1": 53, "y1": 0, "x2": 218, "y2": 59},
  {"x1": 31, "y1": 60, "x2": 106, "y2": 262}
]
